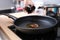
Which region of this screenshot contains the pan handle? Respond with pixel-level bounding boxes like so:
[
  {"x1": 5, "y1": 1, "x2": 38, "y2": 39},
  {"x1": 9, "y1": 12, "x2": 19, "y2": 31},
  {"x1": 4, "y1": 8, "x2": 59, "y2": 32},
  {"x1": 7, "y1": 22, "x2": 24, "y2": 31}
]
[{"x1": 5, "y1": 14, "x2": 17, "y2": 21}]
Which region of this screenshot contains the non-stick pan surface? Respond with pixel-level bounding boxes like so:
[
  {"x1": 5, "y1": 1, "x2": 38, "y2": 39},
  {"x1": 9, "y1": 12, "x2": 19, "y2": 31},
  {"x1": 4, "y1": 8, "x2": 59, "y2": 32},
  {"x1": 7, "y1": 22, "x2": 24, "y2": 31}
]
[{"x1": 14, "y1": 15, "x2": 57, "y2": 29}]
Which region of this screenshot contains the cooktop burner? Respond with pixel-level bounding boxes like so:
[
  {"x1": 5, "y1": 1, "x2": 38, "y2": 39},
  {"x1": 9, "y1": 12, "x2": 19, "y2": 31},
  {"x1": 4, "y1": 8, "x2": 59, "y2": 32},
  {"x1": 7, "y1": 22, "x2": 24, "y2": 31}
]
[{"x1": 8, "y1": 25, "x2": 60, "y2": 40}]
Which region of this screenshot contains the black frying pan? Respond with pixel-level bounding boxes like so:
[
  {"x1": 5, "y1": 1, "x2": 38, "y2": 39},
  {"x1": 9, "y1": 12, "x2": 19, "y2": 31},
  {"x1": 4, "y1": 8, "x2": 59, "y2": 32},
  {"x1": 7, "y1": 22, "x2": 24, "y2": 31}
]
[{"x1": 6, "y1": 14, "x2": 57, "y2": 34}]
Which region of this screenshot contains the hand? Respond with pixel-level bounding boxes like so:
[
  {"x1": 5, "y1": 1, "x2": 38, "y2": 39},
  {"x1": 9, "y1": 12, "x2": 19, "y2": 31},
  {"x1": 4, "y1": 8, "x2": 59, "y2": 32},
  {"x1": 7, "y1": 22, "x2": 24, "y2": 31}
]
[
  {"x1": 24, "y1": 4, "x2": 35, "y2": 13},
  {"x1": 24, "y1": 0, "x2": 34, "y2": 7}
]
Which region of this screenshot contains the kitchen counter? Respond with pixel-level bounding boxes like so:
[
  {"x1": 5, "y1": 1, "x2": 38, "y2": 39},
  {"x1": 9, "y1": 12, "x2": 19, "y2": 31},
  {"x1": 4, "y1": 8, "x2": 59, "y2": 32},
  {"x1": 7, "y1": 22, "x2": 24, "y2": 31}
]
[
  {"x1": 0, "y1": 29, "x2": 9, "y2": 40},
  {"x1": 0, "y1": 12, "x2": 46, "y2": 40}
]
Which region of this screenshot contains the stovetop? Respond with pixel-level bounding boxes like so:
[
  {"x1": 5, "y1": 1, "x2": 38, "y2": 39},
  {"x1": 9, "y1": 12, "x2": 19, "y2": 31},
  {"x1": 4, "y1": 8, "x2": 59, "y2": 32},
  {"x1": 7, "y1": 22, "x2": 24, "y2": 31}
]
[{"x1": 8, "y1": 25, "x2": 60, "y2": 40}]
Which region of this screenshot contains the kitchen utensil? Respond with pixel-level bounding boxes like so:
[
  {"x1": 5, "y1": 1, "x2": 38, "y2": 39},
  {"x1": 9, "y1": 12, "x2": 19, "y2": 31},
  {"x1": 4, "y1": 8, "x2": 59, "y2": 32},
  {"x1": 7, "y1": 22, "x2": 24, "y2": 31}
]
[{"x1": 5, "y1": 14, "x2": 57, "y2": 34}]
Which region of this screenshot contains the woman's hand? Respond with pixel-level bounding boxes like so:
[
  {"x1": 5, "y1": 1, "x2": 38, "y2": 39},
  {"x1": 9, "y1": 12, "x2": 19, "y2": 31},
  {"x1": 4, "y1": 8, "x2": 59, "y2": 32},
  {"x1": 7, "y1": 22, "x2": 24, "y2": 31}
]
[
  {"x1": 24, "y1": 5, "x2": 35, "y2": 13},
  {"x1": 23, "y1": 0, "x2": 35, "y2": 13}
]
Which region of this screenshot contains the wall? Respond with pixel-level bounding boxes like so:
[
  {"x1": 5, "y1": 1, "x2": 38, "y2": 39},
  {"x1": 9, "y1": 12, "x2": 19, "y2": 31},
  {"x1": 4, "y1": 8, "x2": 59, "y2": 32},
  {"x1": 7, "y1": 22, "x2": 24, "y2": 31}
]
[
  {"x1": 0, "y1": 0, "x2": 60, "y2": 10},
  {"x1": 0, "y1": 0, "x2": 14, "y2": 10},
  {"x1": 44, "y1": 0, "x2": 60, "y2": 5}
]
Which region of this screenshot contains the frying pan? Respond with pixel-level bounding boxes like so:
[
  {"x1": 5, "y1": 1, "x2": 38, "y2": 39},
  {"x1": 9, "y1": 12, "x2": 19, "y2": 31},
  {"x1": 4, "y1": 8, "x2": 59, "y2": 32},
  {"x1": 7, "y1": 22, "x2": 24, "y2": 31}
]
[{"x1": 6, "y1": 14, "x2": 57, "y2": 34}]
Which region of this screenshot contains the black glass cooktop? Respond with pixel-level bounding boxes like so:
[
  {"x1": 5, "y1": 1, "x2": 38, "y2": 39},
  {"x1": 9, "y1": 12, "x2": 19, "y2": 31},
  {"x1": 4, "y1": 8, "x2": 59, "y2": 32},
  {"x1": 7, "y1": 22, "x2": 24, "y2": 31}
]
[{"x1": 8, "y1": 25, "x2": 60, "y2": 40}]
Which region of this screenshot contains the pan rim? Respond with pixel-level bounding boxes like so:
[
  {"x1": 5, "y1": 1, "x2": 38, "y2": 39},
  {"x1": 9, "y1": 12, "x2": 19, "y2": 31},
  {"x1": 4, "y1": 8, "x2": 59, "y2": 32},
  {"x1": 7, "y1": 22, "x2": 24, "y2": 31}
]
[{"x1": 14, "y1": 15, "x2": 57, "y2": 30}]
